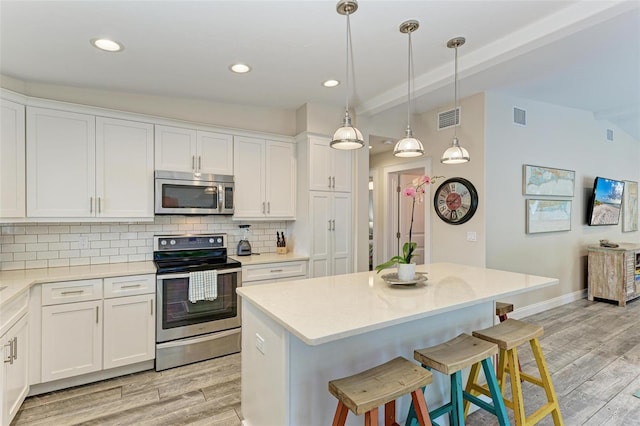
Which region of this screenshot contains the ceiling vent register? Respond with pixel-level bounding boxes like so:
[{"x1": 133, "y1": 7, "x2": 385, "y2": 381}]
[
  {"x1": 513, "y1": 107, "x2": 527, "y2": 126},
  {"x1": 438, "y1": 107, "x2": 460, "y2": 130}
]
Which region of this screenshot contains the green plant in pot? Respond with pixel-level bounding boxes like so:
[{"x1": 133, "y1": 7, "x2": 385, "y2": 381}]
[{"x1": 375, "y1": 175, "x2": 442, "y2": 281}]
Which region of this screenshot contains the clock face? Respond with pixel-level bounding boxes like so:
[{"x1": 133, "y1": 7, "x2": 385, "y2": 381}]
[{"x1": 434, "y1": 177, "x2": 478, "y2": 225}]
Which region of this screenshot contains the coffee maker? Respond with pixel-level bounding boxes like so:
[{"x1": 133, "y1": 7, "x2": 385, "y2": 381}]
[{"x1": 236, "y1": 225, "x2": 252, "y2": 256}]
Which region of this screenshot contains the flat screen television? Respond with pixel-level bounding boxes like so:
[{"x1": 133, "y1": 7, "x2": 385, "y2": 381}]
[{"x1": 587, "y1": 177, "x2": 625, "y2": 226}]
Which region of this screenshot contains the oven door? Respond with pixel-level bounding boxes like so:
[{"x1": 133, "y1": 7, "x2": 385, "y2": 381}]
[{"x1": 156, "y1": 267, "x2": 241, "y2": 342}]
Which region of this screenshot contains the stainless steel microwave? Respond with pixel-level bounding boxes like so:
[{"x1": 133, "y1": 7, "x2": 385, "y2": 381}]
[{"x1": 154, "y1": 170, "x2": 234, "y2": 215}]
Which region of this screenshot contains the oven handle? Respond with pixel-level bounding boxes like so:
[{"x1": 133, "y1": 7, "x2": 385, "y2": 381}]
[{"x1": 157, "y1": 267, "x2": 242, "y2": 280}]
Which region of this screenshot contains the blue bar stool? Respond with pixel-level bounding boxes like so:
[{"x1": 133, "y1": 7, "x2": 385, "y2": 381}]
[{"x1": 406, "y1": 333, "x2": 510, "y2": 426}]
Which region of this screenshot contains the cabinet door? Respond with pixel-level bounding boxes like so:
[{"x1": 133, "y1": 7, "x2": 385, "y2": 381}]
[
  {"x1": 265, "y1": 141, "x2": 295, "y2": 218},
  {"x1": 332, "y1": 149, "x2": 352, "y2": 192},
  {"x1": 233, "y1": 136, "x2": 266, "y2": 218},
  {"x1": 308, "y1": 137, "x2": 333, "y2": 191},
  {"x1": 0, "y1": 99, "x2": 26, "y2": 218},
  {"x1": 2, "y1": 313, "x2": 29, "y2": 426},
  {"x1": 197, "y1": 131, "x2": 233, "y2": 175},
  {"x1": 309, "y1": 192, "x2": 332, "y2": 278},
  {"x1": 96, "y1": 117, "x2": 154, "y2": 218},
  {"x1": 103, "y1": 294, "x2": 155, "y2": 369},
  {"x1": 332, "y1": 192, "x2": 352, "y2": 276},
  {"x1": 154, "y1": 125, "x2": 197, "y2": 172},
  {"x1": 41, "y1": 300, "x2": 102, "y2": 382},
  {"x1": 26, "y1": 107, "x2": 95, "y2": 217}
]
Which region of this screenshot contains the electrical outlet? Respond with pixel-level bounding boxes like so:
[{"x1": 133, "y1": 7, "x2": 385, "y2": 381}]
[
  {"x1": 79, "y1": 236, "x2": 89, "y2": 249},
  {"x1": 466, "y1": 231, "x2": 477, "y2": 242},
  {"x1": 255, "y1": 333, "x2": 265, "y2": 354}
]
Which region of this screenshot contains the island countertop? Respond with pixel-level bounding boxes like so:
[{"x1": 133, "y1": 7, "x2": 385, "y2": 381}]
[{"x1": 236, "y1": 262, "x2": 558, "y2": 346}]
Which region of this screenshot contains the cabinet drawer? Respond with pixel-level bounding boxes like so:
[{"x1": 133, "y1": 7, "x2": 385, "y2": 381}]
[
  {"x1": 0, "y1": 289, "x2": 28, "y2": 336},
  {"x1": 42, "y1": 279, "x2": 102, "y2": 306},
  {"x1": 104, "y1": 274, "x2": 155, "y2": 298},
  {"x1": 242, "y1": 261, "x2": 307, "y2": 283}
]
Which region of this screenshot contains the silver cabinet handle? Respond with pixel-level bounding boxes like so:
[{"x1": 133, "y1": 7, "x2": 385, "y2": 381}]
[
  {"x1": 13, "y1": 336, "x2": 17, "y2": 361},
  {"x1": 332, "y1": 219, "x2": 336, "y2": 231},
  {"x1": 61, "y1": 290, "x2": 84, "y2": 295},
  {"x1": 98, "y1": 197, "x2": 102, "y2": 214},
  {"x1": 328, "y1": 176, "x2": 332, "y2": 188},
  {"x1": 270, "y1": 269, "x2": 283, "y2": 273},
  {"x1": 120, "y1": 284, "x2": 141, "y2": 289},
  {"x1": 192, "y1": 155, "x2": 196, "y2": 171},
  {"x1": 96, "y1": 306, "x2": 99, "y2": 324},
  {"x1": 267, "y1": 202, "x2": 270, "y2": 214},
  {"x1": 150, "y1": 299, "x2": 154, "y2": 316},
  {"x1": 332, "y1": 176, "x2": 336, "y2": 188},
  {"x1": 262, "y1": 202, "x2": 266, "y2": 214},
  {"x1": 4, "y1": 339, "x2": 13, "y2": 364},
  {"x1": 198, "y1": 156, "x2": 202, "y2": 172},
  {"x1": 90, "y1": 197, "x2": 93, "y2": 214},
  {"x1": 328, "y1": 220, "x2": 332, "y2": 231}
]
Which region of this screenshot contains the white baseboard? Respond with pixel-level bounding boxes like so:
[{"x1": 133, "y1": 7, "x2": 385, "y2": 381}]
[{"x1": 510, "y1": 289, "x2": 587, "y2": 319}]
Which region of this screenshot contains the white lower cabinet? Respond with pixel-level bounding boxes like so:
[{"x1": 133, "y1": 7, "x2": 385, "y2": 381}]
[
  {"x1": 39, "y1": 274, "x2": 155, "y2": 383},
  {"x1": 309, "y1": 191, "x2": 352, "y2": 277},
  {"x1": 2, "y1": 312, "x2": 29, "y2": 426},
  {"x1": 41, "y1": 300, "x2": 102, "y2": 382},
  {"x1": 103, "y1": 293, "x2": 155, "y2": 369}
]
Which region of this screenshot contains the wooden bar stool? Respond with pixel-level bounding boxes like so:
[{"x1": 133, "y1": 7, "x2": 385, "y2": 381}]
[
  {"x1": 468, "y1": 319, "x2": 563, "y2": 426},
  {"x1": 496, "y1": 302, "x2": 514, "y2": 322},
  {"x1": 406, "y1": 334, "x2": 509, "y2": 426},
  {"x1": 328, "y1": 356, "x2": 433, "y2": 426}
]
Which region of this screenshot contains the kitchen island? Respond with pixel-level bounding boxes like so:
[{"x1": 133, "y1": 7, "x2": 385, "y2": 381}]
[{"x1": 237, "y1": 263, "x2": 558, "y2": 426}]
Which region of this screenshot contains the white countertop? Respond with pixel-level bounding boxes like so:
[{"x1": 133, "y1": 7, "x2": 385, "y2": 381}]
[
  {"x1": 237, "y1": 262, "x2": 559, "y2": 346},
  {"x1": 231, "y1": 252, "x2": 309, "y2": 266},
  {"x1": 0, "y1": 261, "x2": 157, "y2": 307}
]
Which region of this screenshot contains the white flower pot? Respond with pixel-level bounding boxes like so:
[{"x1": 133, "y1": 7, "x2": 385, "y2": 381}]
[{"x1": 397, "y1": 263, "x2": 416, "y2": 281}]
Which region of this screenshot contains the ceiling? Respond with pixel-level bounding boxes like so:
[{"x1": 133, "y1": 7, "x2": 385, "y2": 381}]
[{"x1": 1, "y1": 1, "x2": 638, "y2": 153}]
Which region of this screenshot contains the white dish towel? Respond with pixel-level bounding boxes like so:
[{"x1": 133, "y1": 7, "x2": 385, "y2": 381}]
[{"x1": 188, "y1": 270, "x2": 218, "y2": 303}]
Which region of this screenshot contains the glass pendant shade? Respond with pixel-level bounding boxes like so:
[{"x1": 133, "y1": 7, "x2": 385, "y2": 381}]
[
  {"x1": 394, "y1": 128, "x2": 424, "y2": 157},
  {"x1": 441, "y1": 136, "x2": 470, "y2": 164},
  {"x1": 331, "y1": 110, "x2": 364, "y2": 150}
]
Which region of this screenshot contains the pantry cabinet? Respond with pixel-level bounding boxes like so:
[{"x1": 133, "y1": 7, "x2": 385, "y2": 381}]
[
  {"x1": 233, "y1": 136, "x2": 296, "y2": 220},
  {"x1": 155, "y1": 125, "x2": 233, "y2": 175},
  {"x1": 0, "y1": 98, "x2": 26, "y2": 218},
  {"x1": 588, "y1": 243, "x2": 640, "y2": 307},
  {"x1": 26, "y1": 107, "x2": 154, "y2": 219},
  {"x1": 309, "y1": 191, "x2": 352, "y2": 277}
]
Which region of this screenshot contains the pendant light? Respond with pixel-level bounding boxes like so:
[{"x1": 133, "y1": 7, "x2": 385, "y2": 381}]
[
  {"x1": 441, "y1": 37, "x2": 470, "y2": 164},
  {"x1": 331, "y1": 0, "x2": 364, "y2": 150},
  {"x1": 394, "y1": 20, "x2": 424, "y2": 158}
]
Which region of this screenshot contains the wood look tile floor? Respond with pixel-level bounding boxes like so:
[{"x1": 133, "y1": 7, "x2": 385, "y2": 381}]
[{"x1": 12, "y1": 298, "x2": 640, "y2": 425}]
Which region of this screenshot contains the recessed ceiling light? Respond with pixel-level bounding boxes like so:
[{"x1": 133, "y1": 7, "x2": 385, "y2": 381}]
[
  {"x1": 368, "y1": 145, "x2": 373, "y2": 149},
  {"x1": 230, "y1": 63, "x2": 251, "y2": 74},
  {"x1": 91, "y1": 38, "x2": 124, "y2": 52},
  {"x1": 323, "y1": 79, "x2": 340, "y2": 88}
]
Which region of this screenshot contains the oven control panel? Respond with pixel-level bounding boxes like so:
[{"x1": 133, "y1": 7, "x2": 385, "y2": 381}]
[{"x1": 154, "y1": 234, "x2": 226, "y2": 251}]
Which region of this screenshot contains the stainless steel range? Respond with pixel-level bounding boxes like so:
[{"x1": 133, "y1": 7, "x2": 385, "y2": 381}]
[{"x1": 153, "y1": 234, "x2": 242, "y2": 371}]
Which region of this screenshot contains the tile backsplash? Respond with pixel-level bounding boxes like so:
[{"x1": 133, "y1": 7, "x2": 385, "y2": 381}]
[{"x1": 0, "y1": 216, "x2": 286, "y2": 271}]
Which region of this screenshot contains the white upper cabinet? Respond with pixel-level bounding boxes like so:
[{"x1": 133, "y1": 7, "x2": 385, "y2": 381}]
[
  {"x1": 0, "y1": 99, "x2": 26, "y2": 218},
  {"x1": 233, "y1": 136, "x2": 295, "y2": 220},
  {"x1": 155, "y1": 125, "x2": 233, "y2": 175},
  {"x1": 27, "y1": 107, "x2": 154, "y2": 219},
  {"x1": 96, "y1": 117, "x2": 154, "y2": 218},
  {"x1": 27, "y1": 107, "x2": 96, "y2": 218},
  {"x1": 308, "y1": 136, "x2": 352, "y2": 192}
]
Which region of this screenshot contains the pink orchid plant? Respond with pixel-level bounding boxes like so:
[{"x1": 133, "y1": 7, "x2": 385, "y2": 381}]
[{"x1": 375, "y1": 175, "x2": 443, "y2": 273}]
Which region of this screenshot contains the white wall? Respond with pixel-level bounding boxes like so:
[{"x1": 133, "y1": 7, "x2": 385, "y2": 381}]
[{"x1": 485, "y1": 92, "x2": 640, "y2": 309}]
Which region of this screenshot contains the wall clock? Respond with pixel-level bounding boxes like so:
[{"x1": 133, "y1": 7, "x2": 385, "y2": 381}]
[{"x1": 434, "y1": 177, "x2": 478, "y2": 225}]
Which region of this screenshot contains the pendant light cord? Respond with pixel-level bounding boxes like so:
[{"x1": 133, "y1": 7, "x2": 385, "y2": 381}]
[
  {"x1": 407, "y1": 30, "x2": 413, "y2": 131},
  {"x1": 453, "y1": 44, "x2": 458, "y2": 138},
  {"x1": 345, "y1": 11, "x2": 352, "y2": 114}
]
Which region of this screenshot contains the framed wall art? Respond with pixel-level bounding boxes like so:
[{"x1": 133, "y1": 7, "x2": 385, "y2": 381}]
[
  {"x1": 523, "y1": 165, "x2": 575, "y2": 197},
  {"x1": 526, "y1": 199, "x2": 572, "y2": 234},
  {"x1": 622, "y1": 180, "x2": 638, "y2": 232}
]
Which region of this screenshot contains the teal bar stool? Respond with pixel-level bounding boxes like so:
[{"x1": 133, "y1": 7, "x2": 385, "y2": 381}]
[{"x1": 406, "y1": 333, "x2": 510, "y2": 426}]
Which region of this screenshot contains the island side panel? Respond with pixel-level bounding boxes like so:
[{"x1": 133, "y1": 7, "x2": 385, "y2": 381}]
[
  {"x1": 241, "y1": 300, "x2": 290, "y2": 426},
  {"x1": 288, "y1": 301, "x2": 493, "y2": 425}
]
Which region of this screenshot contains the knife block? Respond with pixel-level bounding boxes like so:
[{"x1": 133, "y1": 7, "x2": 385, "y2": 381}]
[{"x1": 276, "y1": 246, "x2": 287, "y2": 255}]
